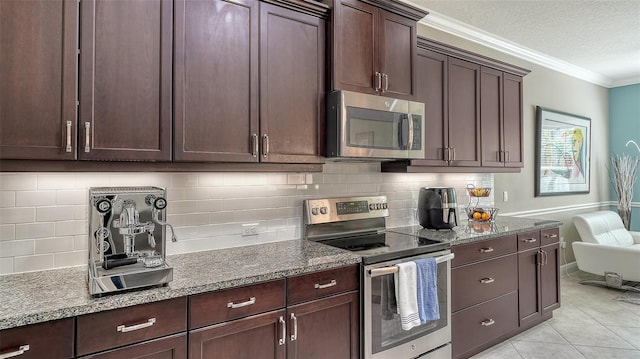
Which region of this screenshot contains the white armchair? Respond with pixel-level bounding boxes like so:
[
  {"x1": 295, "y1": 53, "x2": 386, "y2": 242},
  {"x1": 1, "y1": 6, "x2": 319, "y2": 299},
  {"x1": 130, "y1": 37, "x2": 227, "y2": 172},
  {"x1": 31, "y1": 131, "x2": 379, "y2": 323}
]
[{"x1": 572, "y1": 210, "x2": 640, "y2": 292}]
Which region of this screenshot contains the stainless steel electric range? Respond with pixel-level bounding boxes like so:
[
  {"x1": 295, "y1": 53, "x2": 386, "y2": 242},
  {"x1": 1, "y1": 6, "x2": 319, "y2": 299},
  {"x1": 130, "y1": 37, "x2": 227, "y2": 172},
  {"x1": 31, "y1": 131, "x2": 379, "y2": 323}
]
[{"x1": 303, "y1": 196, "x2": 453, "y2": 359}]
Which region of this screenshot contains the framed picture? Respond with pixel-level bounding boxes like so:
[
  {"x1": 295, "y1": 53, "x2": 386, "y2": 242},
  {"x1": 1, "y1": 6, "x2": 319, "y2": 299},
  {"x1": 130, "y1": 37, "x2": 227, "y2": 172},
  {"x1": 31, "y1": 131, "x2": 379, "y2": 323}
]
[{"x1": 535, "y1": 106, "x2": 591, "y2": 196}]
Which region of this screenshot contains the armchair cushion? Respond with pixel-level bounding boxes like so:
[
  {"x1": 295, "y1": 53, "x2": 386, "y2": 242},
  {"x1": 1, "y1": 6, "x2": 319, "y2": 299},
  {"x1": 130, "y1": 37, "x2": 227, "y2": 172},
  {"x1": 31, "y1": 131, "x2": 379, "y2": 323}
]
[{"x1": 573, "y1": 211, "x2": 634, "y2": 247}]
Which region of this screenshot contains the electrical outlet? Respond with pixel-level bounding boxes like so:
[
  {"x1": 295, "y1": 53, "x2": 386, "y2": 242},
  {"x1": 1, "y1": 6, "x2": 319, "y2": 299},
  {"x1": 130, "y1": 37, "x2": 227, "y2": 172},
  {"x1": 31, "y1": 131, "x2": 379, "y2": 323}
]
[
  {"x1": 241, "y1": 223, "x2": 259, "y2": 236},
  {"x1": 560, "y1": 237, "x2": 566, "y2": 249},
  {"x1": 503, "y1": 191, "x2": 508, "y2": 202}
]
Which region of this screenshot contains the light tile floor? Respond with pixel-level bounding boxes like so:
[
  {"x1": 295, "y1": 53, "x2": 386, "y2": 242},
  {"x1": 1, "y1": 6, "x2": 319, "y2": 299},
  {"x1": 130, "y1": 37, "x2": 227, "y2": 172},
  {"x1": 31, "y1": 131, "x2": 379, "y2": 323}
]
[{"x1": 471, "y1": 271, "x2": 640, "y2": 359}]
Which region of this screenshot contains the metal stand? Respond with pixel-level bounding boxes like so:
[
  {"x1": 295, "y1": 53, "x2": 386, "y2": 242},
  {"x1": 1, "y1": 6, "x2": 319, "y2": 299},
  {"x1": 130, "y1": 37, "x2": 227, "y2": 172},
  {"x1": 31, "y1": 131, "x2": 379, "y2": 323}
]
[{"x1": 579, "y1": 272, "x2": 640, "y2": 293}]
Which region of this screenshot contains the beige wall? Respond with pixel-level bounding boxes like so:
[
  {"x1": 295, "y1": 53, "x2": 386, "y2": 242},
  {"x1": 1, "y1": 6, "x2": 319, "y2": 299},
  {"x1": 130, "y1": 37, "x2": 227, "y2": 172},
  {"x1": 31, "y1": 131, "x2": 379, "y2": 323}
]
[{"x1": 418, "y1": 25, "x2": 611, "y2": 264}]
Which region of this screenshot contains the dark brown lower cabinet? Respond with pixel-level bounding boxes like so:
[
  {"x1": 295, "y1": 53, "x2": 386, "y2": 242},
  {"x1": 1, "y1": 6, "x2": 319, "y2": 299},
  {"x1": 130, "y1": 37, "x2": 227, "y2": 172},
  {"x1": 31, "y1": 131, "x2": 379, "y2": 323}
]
[
  {"x1": 81, "y1": 333, "x2": 187, "y2": 359},
  {"x1": 0, "y1": 318, "x2": 74, "y2": 359},
  {"x1": 287, "y1": 292, "x2": 359, "y2": 359},
  {"x1": 189, "y1": 310, "x2": 286, "y2": 359}
]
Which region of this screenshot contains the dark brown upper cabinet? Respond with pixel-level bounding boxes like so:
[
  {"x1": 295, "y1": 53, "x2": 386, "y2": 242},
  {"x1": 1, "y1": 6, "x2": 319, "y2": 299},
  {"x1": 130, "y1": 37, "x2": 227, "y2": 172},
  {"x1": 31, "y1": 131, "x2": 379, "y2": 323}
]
[
  {"x1": 329, "y1": 0, "x2": 426, "y2": 100},
  {"x1": 174, "y1": 0, "x2": 325, "y2": 164},
  {"x1": 382, "y1": 37, "x2": 529, "y2": 173},
  {"x1": 481, "y1": 68, "x2": 524, "y2": 167},
  {"x1": 79, "y1": 0, "x2": 173, "y2": 161},
  {"x1": 0, "y1": 0, "x2": 78, "y2": 160}
]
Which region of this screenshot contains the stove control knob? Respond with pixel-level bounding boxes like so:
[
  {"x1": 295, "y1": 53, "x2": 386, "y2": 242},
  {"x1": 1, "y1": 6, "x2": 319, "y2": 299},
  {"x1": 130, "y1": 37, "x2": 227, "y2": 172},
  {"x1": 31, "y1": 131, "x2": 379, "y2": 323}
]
[
  {"x1": 320, "y1": 207, "x2": 328, "y2": 215},
  {"x1": 382, "y1": 203, "x2": 388, "y2": 209},
  {"x1": 311, "y1": 208, "x2": 319, "y2": 215},
  {"x1": 369, "y1": 204, "x2": 375, "y2": 211}
]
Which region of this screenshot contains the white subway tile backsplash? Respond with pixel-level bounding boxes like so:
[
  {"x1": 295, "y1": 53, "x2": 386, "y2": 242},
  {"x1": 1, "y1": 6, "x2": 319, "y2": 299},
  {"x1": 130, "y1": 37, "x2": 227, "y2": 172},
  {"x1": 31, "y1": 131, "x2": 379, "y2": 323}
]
[
  {"x1": 1, "y1": 240, "x2": 34, "y2": 258},
  {"x1": 0, "y1": 191, "x2": 15, "y2": 207},
  {"x1": 0, "y1": 166, "x2": 492, "y2": 274},
  {"x1": 35, "y1": 237, "x2": 75, "y2": 254},
  {"x1": 0, "y1": 174, "x2": 38, "y2": 191},
  {"x1": 14, "y1": 254, "x2": 54, "y2": 272},
  {"x1": 55, "y1": 220, "x2": 86, "y2": 237},
  {"x1": 16, "y1": 223, "x2": 55, "y2": 239},
  {"x1": 0, "y1": 207, "x2": 36, "y2": 224},
  {"x1": 16, "y1": 190, "x2": 56, "y2": 206},
  {"x1": 0, "y1": 225, "x2": 15, "y2": 241}
]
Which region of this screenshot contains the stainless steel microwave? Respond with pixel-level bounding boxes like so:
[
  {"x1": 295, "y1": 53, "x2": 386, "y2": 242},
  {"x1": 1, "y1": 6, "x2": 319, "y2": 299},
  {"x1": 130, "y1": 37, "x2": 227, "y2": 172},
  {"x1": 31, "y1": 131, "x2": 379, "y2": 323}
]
[{"x1": 326, "y1": 90, "x2": 425, "y2": 160}]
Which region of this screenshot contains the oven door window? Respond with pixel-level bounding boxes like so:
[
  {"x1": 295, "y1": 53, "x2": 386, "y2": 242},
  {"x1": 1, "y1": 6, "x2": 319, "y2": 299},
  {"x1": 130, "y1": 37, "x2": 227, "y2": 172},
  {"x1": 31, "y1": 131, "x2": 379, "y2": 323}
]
[
  {"x1": 368, "y1": 260, "x2": 449, "y2": 355},
  {"x1": 346, "y1": 107, "x2": 409, "y2": 150}
]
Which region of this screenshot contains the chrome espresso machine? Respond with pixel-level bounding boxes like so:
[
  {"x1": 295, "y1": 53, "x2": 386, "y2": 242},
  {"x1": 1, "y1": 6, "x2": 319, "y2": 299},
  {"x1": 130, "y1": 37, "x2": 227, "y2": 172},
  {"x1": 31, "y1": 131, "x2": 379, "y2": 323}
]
[{"x1": 88, "y1": 187, "x2": 177, "y2": 295}]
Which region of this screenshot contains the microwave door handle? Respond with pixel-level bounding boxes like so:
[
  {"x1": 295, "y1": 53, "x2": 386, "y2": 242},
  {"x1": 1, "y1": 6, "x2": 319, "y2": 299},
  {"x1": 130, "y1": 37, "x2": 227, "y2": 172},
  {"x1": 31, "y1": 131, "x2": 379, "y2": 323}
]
[{"x1": 407, "y1": 114, "x2": 414, "y2": 151}]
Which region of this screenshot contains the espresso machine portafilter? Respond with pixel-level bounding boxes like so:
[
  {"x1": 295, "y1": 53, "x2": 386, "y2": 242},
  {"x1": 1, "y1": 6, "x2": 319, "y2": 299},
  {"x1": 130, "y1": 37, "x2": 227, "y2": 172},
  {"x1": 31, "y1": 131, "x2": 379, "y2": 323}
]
[{"x1": 88, "y1": 187, "x2": 176, "y2": 295}]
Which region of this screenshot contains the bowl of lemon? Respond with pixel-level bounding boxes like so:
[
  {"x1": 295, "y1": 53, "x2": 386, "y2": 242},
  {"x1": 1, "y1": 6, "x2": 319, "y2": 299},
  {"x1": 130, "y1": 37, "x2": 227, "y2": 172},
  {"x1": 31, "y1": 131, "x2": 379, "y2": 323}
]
[{"x1": 466, "y1": 207, "x2": 498, "y2": 222}]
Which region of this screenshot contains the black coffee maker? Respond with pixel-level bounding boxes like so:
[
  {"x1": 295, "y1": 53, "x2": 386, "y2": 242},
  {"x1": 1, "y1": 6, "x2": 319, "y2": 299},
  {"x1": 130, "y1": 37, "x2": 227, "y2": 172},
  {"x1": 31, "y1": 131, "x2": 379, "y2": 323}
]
[{"x1": 417, "y1": 187, "x2": 459, "y2": 229}]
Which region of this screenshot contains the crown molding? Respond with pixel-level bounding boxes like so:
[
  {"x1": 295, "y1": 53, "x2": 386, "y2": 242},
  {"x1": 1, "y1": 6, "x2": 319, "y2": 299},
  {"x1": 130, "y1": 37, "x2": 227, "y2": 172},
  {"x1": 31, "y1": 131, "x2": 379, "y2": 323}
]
[{"x1": 419, "y1": 10, "x2": 617, "y2": 88}]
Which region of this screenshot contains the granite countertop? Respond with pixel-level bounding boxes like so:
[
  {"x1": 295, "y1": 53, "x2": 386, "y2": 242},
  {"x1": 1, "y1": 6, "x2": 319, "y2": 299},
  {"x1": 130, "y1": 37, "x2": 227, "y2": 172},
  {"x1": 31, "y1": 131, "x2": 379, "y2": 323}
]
[
  {"x1": 388, "y1": 216, "x2": 563, "y2": 246},
  {"x1": 0, "y1": 240, "x2": 361, "y2": 330},
  {"x1": 0, "y1": 216, "x2": 561, "y2": 331}
]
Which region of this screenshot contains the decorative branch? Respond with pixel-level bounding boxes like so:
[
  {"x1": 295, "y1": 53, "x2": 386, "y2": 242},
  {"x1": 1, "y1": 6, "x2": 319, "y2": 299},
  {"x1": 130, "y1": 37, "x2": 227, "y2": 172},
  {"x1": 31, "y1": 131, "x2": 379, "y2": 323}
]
[
  {"x1": 609, "y1": 154, "x2": 639, "y2": 229},
  {"x1": 626, "y1": 140, "x2": 640, "y2": 154}
]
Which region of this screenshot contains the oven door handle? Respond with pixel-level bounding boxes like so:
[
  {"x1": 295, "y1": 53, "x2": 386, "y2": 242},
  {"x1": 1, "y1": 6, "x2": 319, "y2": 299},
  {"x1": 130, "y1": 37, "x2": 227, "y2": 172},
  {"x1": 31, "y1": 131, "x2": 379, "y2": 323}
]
[{"x1": 367, "y1": 253, "x2": 455, "y2": 278}]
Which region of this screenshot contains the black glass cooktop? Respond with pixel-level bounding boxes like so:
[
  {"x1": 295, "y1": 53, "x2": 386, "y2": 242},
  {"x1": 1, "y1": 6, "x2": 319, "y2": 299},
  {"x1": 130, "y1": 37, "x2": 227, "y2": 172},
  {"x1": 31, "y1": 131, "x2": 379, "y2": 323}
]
[{"x1": 318, "y1": 228, "x2": 450, "y2": 264}]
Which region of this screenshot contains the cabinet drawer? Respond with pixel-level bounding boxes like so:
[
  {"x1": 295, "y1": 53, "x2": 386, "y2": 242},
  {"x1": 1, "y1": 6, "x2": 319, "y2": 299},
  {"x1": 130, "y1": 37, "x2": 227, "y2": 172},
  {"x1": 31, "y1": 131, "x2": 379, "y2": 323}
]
[
  {"x1": 189, "y1": 279, "x2": 285, "y2": 329},
  {"x1": 0, "y1": 318, "x2": 74, "y2": 359},
  {"x1": 452, "y1": 291, "x2": 518, "y2": 358},
  {"x1": 541, "y1": 227, "x2": 560, "y2": 246},
  {"x1": 517, "y1": 230, "x2": 540, "y2": 251},
  {"x1": 287, "y1": 265, "x2": 359, "y2": 305},
  {"x1": 452, "y1": 234, "x2": 517, "y2": 267},
  {"x1": 76, "y1": 297, "x2": 187, "y2": 356},
  {"x1": 78, "y1": 333, "x2": 186, "y2": 359},
  {"x1": 452, "y1": 254, "x2": 517, "y2": 312}
]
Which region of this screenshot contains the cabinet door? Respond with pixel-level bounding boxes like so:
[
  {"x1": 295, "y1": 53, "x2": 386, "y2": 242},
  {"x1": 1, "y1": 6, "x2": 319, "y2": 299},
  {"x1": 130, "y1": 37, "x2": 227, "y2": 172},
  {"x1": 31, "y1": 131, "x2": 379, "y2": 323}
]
[
  {"x1": 173, "y1": 0, "x2": 259, "y2": 162},
  {"x1": 189, "y1": 310, "x2": 286, "y2": 359},
  {"x1": 503, "y1": 73, "x2": 524, "y2": 167},
  {"x1": 541, "y1": 243, "x2": 561, "y2": 314},
  {"x1": 0, "y1": 0, "x2": 78, "y2": 160},
  {"x1": 447, "y1": 58, "x2": 481, "y2": 167},
  {"x1": 80, "y1": 0, "x2": 172, "y2": 161},
  {"x1": 378, "y1": 10, "x2": 417, "y2": 100},
  {"x1": 518, "y1": 247, "x2": 542, "y2": 327},
  {"x1": 415, "y1": 48, "x2": 448, "y2": 165},
  {"x1": 332, "y1": 0, "x2": 378, "y2": 95},
  {"x1": 84, "y1": 334, "x2": 186, "y2": 359},
  {"x1": 287, "y1": 291, "x2": 359, "y2": 359},
  {"x1": 480, "y1": 67, "x2": 503, "y2": 167},
  {"x1": 259, "y1": 3, "x2": 325, "y2": 163}
]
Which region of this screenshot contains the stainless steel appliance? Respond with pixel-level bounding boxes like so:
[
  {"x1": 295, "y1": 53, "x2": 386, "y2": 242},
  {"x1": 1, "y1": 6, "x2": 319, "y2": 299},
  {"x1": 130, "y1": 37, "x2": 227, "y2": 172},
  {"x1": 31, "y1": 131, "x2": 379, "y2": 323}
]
[
  {"x1": 303, "y1": 196, "x2": 453, "y2": 359},
  {"x1": 326, "y1": 90, "x2": 425, "y2": 160},
  {"x1": 88, "y1": 187, "x2": 177, "y2": 295},
  {"x1": 417, "y1": 188, "x2": 459, "y2": 230}
]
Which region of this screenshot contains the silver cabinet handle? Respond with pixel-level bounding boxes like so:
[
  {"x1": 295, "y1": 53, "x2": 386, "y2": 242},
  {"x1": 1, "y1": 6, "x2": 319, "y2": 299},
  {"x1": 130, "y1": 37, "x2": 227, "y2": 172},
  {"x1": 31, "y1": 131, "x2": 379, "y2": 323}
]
[
  {"x1": 479, "y1": 247, "x2": 494, "y2": 253},
  {"x1": 382, "y1": 73, "x2": 389, "y2": 92},
  {"x1": 65, "y1": 121, "x2": 72, "y2": 152},
  {"x1": 407, "y1": 114, "x2": 414, "y2": 150},
  {"x1": 546, "y1": 233, "x2": 558, "y2": 239},
  {"x1": 479, "y1": 277, "x2": 495, "y2": 284},
  {"x1": 278, "y1": 316, "x2": 286, "y2": 346},
  {"x1": 262, "y1": 134, "x2": 269, "y2": 158},
  {"x1": 227, "y1": 297, "x2": 256, "y2": 309},
  {"x1": 84, "y1": 122, "x2": 91, "y2": 152},
  {"x1": 251, "y1": 134, "x2": 258, "y2": 158},
  {"x1": 451, "y1": 147, "x2": 456, "y2": 161},
  {"x1": 117, "y1": 318, "x2": 156, "y2": 333},
  {"x1": 290, "y1": 313, "x2": 298, "y2": 341},
  {"x1": 522, "y1": 238, "x2": 537, "y2": 243},
  {"x1": 375, "y1": 72, "x2": 382, "y2": 91},
  {"x1": 542, "y1": 249, "x2": 548, "y2": 265},
  {"x1": 506, "y1": 151, "x2": 510, "y2": 162},
  {"x1": 0, "y1": 345, "x2": 30, "y2": 359},
  {"x1": 314, "y1": 279, "x2": 337, "y2": 289},
  {"x1": 444, "y1": 147, "x2": 451, "y2": 162},
  {"x1": 481, "y1": 319, "x2": 495, "y2": 327}
]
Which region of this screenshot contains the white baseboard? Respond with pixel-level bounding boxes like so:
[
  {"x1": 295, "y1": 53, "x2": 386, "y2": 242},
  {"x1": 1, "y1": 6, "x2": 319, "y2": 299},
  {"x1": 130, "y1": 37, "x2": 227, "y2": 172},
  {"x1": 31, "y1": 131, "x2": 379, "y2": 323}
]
[{"x1": 560, "y1": 261, "x2": 579, "y2": 277}]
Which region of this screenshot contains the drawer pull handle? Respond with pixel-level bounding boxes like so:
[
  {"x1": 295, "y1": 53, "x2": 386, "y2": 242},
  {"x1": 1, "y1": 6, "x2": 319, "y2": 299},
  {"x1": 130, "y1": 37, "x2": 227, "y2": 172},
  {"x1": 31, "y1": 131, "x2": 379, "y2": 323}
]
[
  {"x1": 117, "y1": 318, "x2": 156, "y2": 333},
  {"x1": 278, "y1": 316, "x2": 286, "y2": 346},
  {"x1": 65, "y1": 121, "x2": 72, "y2": 152},
  {"x1": 522, "y1": 238, "x2": 537, "y2": 243},
  {"x1": 481, "y1": 319, "x2": 495, "y2": 327},
  {"x1": 227, "y1": 297, "x2": 256, "y2": 309},
  {"x1": 0, "y1": 345, "x2": 29, "y2": 359},
  {"x1": 546, "y1": 233, "x2": 558, "y2": 239},
  {"x1": 290, "y1": 313, "x2": 298, "y2": 341},
  {"x1": 314, "y1": 279, "x2": 337, "y2": 289},
  {"x1": 84, "y1": 122, "x2": 91, "y2": 153},
  {"x1": 479, "y1": 277, "x2": 495, "y2": 284},
  {"x1": 479, "y1": 247, "x2": 494, "y2": 253}
]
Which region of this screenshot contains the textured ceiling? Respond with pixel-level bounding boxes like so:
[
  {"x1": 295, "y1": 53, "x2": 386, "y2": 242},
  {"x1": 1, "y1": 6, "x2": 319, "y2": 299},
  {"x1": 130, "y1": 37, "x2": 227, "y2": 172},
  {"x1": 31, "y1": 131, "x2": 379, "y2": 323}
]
[{"x1": 410, "y1": 0, "x2": 640, "y2": 87}]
